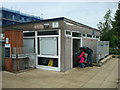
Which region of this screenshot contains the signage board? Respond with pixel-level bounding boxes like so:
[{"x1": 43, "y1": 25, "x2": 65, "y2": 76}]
[
  {"x1": 52, "y1": 22, "x2": 59, "y2": 28},
  {"x1": 34, "y1": 24, "x2": 44, "y2": 29}
]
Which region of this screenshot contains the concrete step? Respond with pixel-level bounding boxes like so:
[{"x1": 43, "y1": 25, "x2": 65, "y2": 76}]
[{"x1": 93, "y1": 55, "x2": 113, "y2": 67}]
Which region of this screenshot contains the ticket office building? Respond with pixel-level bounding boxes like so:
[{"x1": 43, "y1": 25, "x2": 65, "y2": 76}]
[{"x1": 4, "y1": 17, "x2": 100, "y2": 72}]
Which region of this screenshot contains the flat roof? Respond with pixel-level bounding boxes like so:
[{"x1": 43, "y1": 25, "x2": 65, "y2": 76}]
[{"x1": 2, "y1": 17, "x2": 99, "y2": 32}]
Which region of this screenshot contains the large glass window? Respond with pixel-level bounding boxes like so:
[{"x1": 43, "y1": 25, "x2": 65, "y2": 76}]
[
  {"x1": 23, "y1": 38, "x2": 35, "y2": 53},
  {"x1": 38, "y1": 57, "x2": 58, "y2": 67},
  {"x1": 38, "y1": 37, "x2": 58, "y2": 56},
  {"x1": 23, "y1": 38, "x2": 35, "y2": 47}
]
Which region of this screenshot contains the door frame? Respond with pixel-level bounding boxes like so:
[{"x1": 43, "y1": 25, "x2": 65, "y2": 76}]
[{"x1": 71, "y1": 37, "x2": 82, "y2": 68}]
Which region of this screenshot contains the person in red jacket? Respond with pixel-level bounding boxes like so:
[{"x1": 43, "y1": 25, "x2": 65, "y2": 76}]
[{"x1": 77, "y1": 48, "x2": 86, "y2": 68}]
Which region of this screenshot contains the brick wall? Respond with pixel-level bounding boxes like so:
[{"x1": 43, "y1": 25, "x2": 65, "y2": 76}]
[{"x1": 4, "y1": 30, "x2": 23, "y2": 72}]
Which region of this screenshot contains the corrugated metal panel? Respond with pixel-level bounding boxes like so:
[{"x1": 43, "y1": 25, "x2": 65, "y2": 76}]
[{"x1": 96, "y1": 41, "x2": 109, "y2": 63}]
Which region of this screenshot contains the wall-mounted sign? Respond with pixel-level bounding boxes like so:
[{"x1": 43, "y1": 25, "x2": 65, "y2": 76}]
[
  {"x1": 34, "y1": 24, "x2": 44, "y2": 29},
  {"x1": 44, "y1": 23, "x2": 50, "y2": 29},
  {"x1": 52, "y1": 22, "x2": 59, "y2": 28},
  {"x1": 44, "y1": 23, "x2": 49, "y2": 26}
]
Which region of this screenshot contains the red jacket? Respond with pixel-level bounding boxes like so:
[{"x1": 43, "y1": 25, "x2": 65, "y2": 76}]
[{"x1": 77, "y1": 51, "x2": 85, "y2": 63}]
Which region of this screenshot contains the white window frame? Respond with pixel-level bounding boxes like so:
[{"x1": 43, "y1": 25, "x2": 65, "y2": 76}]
[
  {"x1": 65, "y1": 30, "x2": 72, "y2": 37},
  {"x1": 71, "y1": 31, "x2": 82, "y2": 68},
  {"x1": 72, "y1": 31, "x2": 82, "y2": 38},
  {"x1": 23, "y1": 31, "x2": 35, "y2": 48},
  {"x1": 38, "y1": 36, "x2": 58, "y2": 57},
  {"x1": 35, "y1": 30, "x2": 61, "y2": 71}
]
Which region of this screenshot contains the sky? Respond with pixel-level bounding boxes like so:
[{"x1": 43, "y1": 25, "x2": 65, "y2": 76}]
[{"x1": 1, "y1": 1, "x2": 119, "y2": 29}]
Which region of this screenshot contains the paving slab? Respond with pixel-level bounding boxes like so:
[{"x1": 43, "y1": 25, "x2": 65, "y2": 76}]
[{"x1": 2, "y1": 58, "x2": 119, "y2": 88}]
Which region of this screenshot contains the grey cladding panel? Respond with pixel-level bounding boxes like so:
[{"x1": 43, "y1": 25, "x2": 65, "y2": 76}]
[
  {"x1": 65, "y1": 37, "x2": 72, "y2": 71},
  {"x1": 82, "y1": 38, "x2": 97, "y2": 62}
]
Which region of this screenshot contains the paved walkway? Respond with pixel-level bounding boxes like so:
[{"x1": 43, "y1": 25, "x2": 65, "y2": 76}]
[{"x1": 2, "y1": 58, "x2": 119, "y2": 88}]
